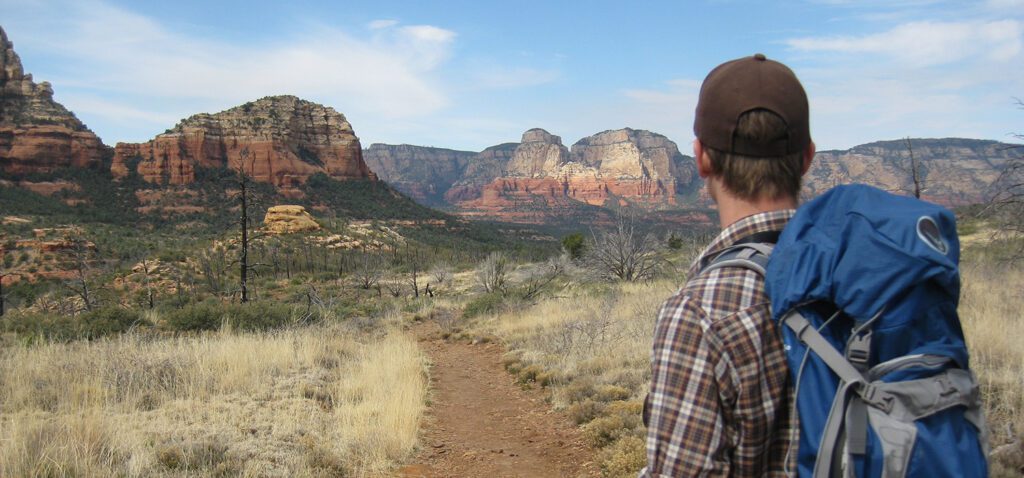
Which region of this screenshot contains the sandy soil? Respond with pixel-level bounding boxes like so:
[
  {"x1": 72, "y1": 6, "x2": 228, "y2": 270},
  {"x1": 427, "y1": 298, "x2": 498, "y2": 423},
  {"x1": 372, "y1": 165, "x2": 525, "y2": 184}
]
[{"x1": 397, "y1": 322, "x2": 599, "y2": 478}]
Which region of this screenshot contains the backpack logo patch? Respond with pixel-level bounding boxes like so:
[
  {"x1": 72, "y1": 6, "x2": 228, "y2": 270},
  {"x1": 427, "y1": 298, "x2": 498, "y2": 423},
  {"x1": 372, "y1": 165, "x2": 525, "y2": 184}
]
[{"x1": 917, "y1": 216, "x2": 948, "y2": 255}]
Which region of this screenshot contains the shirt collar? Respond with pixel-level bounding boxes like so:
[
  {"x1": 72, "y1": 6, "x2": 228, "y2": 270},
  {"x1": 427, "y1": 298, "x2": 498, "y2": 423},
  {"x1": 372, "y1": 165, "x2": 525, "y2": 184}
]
[{"x1": 690, "y1": 209, "x2": 795, "y2": 276}]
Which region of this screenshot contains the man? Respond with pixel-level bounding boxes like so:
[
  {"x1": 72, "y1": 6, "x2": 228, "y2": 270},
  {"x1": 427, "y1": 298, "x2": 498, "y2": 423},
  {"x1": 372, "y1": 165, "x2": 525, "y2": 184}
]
[{"x1": 641, "y1": 54, "x2": 815, "y2": 477}]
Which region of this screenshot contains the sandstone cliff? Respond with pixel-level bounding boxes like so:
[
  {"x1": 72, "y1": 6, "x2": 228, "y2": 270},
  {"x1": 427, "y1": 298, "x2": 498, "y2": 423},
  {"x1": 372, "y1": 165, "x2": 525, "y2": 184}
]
[
  {"x1": 364, "y1": 133, "x2": 1017, "y2": 226},
  {"x1": 0, "y1": 26, "x2": 107, "y2": 175},
  {"x1": 112, "y1": 95, "x2": 375, "y2": 195},
  {"x1": 455, "y1": 128, "x2": 698, "y2": 221},
  {"x1": 363, "y1": 144, "x2": 476, "y2": 206},
  {"x1": 807, "y1": 138, "x2": 1016, "y2": 207}
]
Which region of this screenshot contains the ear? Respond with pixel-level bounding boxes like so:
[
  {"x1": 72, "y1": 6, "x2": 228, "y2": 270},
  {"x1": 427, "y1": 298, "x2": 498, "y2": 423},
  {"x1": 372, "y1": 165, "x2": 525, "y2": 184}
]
[
  {"x1": 801, "y1": 140, "x2": 816, "y2": 176},
  {"x1": 694, "y1": 139, "x2": 713, "y2": 178}
]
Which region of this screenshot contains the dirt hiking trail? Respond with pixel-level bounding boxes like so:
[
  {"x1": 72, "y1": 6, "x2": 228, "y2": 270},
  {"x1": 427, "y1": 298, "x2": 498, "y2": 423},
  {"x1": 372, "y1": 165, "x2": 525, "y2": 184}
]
[{"x1": 398, "y1": 322, "x2": 599, "y2": 478}]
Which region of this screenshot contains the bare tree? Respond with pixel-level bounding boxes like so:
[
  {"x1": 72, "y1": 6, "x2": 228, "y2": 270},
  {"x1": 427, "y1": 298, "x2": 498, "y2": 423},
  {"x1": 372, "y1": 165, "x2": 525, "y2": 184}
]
[
  {"x1": 138, "y1": 257, "x2": 156, "y2": 309},
  {"x1": 519, "y1": 255, "x2": 566, "y2": 301},
  {"x1": 59, "y1": 233, "x2": 101, "y2": 314},
  {"x1": 405, "y1": 247, "x2": 425, "y2": 298},
  {"x1": 587, "y1": 215, "x2": 661, "y2": 282},
  {"x1": 476, "y1": 251, "x2": 509, "y2": 294},
  {"x1": 430, "y1": 263, "x2": 453, "y2": 289},
  {"x1": 982, "y1": 104, "x2": 1024, "y2": 254},
  {"x1": 352, "y1": 252, "x2": 384, "y2": 290},
  {"x1": 233, "y1": 148, "x2": 256, "y2": 303},
  {"x1": 900, "y1": 137, "x2": 927, "y2": 199},
  {"x1": 198, "y1": 246, "x2": 228, "y2": 295},
  {"x1": 381, "y1": 279, "x2": 403, "y2": 297}
]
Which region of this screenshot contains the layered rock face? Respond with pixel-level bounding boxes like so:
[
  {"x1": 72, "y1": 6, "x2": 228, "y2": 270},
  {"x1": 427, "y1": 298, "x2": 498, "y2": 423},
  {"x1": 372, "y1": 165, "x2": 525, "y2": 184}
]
[
  {"x1": 806, "y1": 138, "x2": 1016, "y2": 207},
  {"x1": 443, "y1": 143, "x2": 517, "y2": 203},
  {"x1": 112, "y1": 96, "x2": 375, "y2": 194},
  {"x1": 363, "y1": 144, "x2": 476, "y2": 205},
  {"x1": 0, "y1": 26, "x2": 107, "y2": 174},
  {"x1": 566, "y1": 128, "x2": 694, "y2": 206},
  {"x1": 456, "y1": 128, "x2": 697, "y2": 221}
]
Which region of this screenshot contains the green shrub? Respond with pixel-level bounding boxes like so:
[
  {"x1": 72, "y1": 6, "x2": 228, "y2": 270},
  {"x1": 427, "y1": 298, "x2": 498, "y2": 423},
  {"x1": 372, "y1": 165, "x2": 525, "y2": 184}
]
[
  {"x1": 462, "y1": 292, "x2": 506, "y2": 319},
  {"x1": 667, "y1": 233, "x2": 684, "y2": 250},
  {"x1": 582, "y1": 399, "x2": 645, "y2": 449},
  {"x1": 582, "y1": 414, "x2": 628, "y2": 447},
  {"x1": 165, "y1": 302, "x2": 295, "y2": 332},
  {"x1": 561, "y1": 233, "x2": 586, "y2": 260},
  {"x1": 165, "y1": 302, "x2": 223, "y2": 331},
  {"x1": 599, "y1": 436, "x2": 647, "y2": 478},
  {"x1": 593, "y1": 384, "x2": 632, "y2": 403},
  {"x1": 79, "y1": 306, "x2": 148, "y2": 338},
  {"x1": 567, "y1": 399, "x2": 605, "y2": 425},
  {"x1": 516, "y1": 364, "x2": 555, "y2": 387},
  {"x1": 2, "y1": 311, "x2": 81, "y2": 342},
  {"x1": 2, "y1": 306, "x2": 147, "y2": 341}
]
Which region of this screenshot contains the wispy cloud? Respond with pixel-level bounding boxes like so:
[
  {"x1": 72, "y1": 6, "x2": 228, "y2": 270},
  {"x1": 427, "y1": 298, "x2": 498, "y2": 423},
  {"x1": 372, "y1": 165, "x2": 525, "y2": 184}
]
[
  {"x1": 367, "y1": 19, "x2": 399, "y2": 30},
  {"x1": 784, "y1": 19, "x2": 1024, "y2": 148},
  {"x1": 2, "y1": 0, "x2": 457, "y2": 141},
  {"x1": 787, "y1": 20, "x2": 1021, "y2": 67},
  {"x1": 472, "y1": 66, "x2": 560, "y2": 89}
]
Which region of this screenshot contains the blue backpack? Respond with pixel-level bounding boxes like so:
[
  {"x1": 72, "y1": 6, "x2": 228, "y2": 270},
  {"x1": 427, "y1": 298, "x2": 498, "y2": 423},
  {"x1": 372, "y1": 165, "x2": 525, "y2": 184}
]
[{"x1": 707, "y1": 184, "x2": 989, "y2": 478}]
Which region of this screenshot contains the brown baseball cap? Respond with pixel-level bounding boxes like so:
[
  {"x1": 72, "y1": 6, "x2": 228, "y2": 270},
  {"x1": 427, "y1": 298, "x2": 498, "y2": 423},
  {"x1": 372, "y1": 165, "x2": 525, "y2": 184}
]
[{"x1": 694, "y1": 53, "x2": 810, "y2": 157}]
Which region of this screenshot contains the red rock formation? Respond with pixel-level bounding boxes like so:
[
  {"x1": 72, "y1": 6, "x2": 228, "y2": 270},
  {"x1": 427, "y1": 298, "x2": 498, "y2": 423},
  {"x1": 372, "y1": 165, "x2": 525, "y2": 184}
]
[
  {"x1": 452, "y1": 128, "x2": 698, "y2": 223},
  {"x1": 0, "y1": 27, "x2": 107, "y2": 174},
  {"x1": 111, "y1": 96, "x2": 376, "y2": 194}
]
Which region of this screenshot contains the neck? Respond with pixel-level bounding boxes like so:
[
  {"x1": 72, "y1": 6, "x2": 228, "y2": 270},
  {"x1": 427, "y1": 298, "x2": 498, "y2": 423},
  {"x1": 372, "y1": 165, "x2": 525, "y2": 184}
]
[{"x1": 713, "y1": 184, "x2": 797, "y2": 229}]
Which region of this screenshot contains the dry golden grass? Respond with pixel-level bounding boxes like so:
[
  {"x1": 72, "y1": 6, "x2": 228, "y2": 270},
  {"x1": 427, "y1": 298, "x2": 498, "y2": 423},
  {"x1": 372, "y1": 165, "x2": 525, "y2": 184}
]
[
  {"x1": 477, "y1": 280, "x2": 675, "y2": 406},
  {"x1": 475, "y1": 257, "x2": 1024, "y2": 476},
  {"x1": 960, "y1": 263, "x2": 1024, "y2": 447},
  {"x1": 0, "y1": 324, "x2": 428, "y2": 477}
]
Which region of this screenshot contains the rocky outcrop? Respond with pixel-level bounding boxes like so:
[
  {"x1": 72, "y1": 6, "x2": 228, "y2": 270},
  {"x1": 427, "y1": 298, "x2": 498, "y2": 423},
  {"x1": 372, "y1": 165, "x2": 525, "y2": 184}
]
[
  {"x1": 806, "y1": 138, "x2": 1017, "y2": 207},
  {"x1": 363, "y1": 144, "x2": 476, "y2": 205},
  {"x1": 454, "y1": 128, "x2": 698, "y2": 222},
  {"x1": 111, "y1": 96, "x2": 375, "y2": 195},
  {"x1": 444, "y1": 143, "x2": 517, "y2": 203},
  {"x1": 504, "y1": 128, "x2": 571, "y2": 178},
  {"x1": 263, "y1": 205, "x2": 320, "y2": 234},
  {"x1": 0, "y1": 26, "x2": 107, "y2": 174},
  {"x1": 567, "y1": 128, "x2": 695, "y2": 205}
]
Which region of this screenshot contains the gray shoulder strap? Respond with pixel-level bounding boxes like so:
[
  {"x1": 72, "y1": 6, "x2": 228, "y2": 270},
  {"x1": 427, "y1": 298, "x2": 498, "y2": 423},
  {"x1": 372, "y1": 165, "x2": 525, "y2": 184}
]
[{"x1": 702, "y1": 242, "x2": 775, "y2": 276}]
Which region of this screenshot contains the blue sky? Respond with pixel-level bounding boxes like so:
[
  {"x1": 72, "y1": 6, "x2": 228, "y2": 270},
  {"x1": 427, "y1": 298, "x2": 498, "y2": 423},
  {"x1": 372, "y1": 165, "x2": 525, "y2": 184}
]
[{"x1": 2, "y1": 0, "x2": 1023, "y2": 151}]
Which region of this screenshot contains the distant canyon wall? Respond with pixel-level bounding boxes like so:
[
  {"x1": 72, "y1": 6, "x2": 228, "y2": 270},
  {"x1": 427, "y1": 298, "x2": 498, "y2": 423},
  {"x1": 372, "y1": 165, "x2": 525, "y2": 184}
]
[{"x1": 0, "y1": 26, "x2": 108, "y2": 175}]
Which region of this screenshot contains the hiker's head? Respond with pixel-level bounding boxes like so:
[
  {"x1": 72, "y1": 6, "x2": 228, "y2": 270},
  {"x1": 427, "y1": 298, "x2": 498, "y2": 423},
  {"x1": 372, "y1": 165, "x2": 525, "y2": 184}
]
[{"x1": 693, "y1": 54, "x2": 814, "y2": 203}]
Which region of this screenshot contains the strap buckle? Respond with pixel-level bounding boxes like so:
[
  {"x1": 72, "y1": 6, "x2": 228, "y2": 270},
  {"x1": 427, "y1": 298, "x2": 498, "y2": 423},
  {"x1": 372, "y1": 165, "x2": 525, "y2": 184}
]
[
  {"x1": 847, "y1": 329, "x2": 872, "y2": 369},
  {"x1": 860, "y1": 383, "x2": 895, "y2": 413}
]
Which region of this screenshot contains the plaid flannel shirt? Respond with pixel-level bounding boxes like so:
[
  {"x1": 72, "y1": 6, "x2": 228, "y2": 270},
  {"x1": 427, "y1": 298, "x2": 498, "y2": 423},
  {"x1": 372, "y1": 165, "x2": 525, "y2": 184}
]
[{"x1": 641, "y1": 210, "x2": 796, "y2": 477}]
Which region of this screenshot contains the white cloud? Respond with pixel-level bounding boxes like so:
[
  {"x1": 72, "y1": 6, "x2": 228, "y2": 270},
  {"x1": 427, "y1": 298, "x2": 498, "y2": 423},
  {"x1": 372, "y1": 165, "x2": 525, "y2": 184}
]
[
  {"x1": 57, "y1": 94, "x2": 181, "y2": 125},
  {"x1": 787, "y1": 20, "x2": 1022, "y2": 67},
  {"x1": 367, "y1": 19, "x2": 398, "y2": 30},
  {"x1": 783, "y1": 19, "x2": 1024, "y2": 149},
  {"x1": 472, "y1": 66, "x2": 560, "y2": 89},
  {"x1": 2, "y1": 0, "x2": 457, "y2": 141}
]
